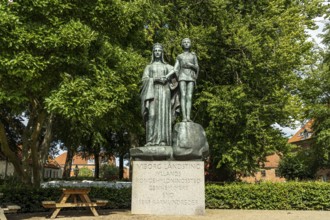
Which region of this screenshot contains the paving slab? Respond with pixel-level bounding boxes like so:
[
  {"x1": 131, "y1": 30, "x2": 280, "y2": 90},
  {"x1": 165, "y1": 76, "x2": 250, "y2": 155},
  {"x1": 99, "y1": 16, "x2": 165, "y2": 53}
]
[{"x1": 5, "y1": 209, "x2": 330, "y2": 220}]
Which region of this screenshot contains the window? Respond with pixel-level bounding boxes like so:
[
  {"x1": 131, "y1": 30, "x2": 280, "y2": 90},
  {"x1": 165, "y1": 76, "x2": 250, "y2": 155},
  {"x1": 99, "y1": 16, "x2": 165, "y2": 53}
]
[
  {"x1": 275, "y1": 169, "x2": 280, "y2": 177},
  {"x1": 301, "y1": 129, "x2": 312, "y2": 140},
  {"x1": 87, "y1": 159, "x2": 95, "y2": 164},
  {"x1": 44, "y1": 169, "x2": 49, "y2": 178},
  {"x1": 322, "y1": 175, "x2": 328, "y2": 182},
  {"x1": 261, "y1": 170, "x2": 266, "y2": 177}
]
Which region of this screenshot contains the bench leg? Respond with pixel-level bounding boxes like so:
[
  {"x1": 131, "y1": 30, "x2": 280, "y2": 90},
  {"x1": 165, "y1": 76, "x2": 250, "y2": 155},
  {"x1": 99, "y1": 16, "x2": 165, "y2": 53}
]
[
  {"x1": 50, "y1": 194, "x2": 70, "y2": 218},
  {"x1": 0, "y1": 209, "x2": 7, "y2": 220},
  {"x1": 79, "y1": 194, "x2": 99, "y2": 217}
]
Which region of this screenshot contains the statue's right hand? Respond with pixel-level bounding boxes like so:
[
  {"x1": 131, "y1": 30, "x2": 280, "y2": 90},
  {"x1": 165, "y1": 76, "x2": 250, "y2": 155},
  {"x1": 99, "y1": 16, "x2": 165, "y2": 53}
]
[{"x1": 160, "y1": 77, "x2": 167, "y2": 84}]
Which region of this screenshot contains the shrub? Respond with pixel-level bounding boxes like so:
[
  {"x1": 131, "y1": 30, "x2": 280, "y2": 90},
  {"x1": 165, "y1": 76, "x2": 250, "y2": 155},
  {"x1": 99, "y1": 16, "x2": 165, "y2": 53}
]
[
  {"x1": 78, "y1": 167, "x2": 93, "y2": 177},
  {"x1": 100, "y1": 164, "x2": 119, "y2": 180},
  {"x1": 206, "y1": 182, "x2": 330, "y2": 210},
  {"x1": 0, "y1": 186, "x2": 62, "y2": 212},
  {"x1": 1, "y1": 182, "x2": 330, "y2": 213},
  {"x1": 0, "y1": 185, "x2": 130, "y2": 213}
]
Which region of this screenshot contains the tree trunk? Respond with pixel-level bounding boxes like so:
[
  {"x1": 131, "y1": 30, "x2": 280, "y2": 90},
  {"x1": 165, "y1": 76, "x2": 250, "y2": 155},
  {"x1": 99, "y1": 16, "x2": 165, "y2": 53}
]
[
  {"x1": 63, "y1": 148, "x2": 74, "y2": 178},
  {"x1": 39, "y1": 114, "x2": 53, "y2": 183},
  {"x1": 128, "y1": 131, "x2": 139, "y2": 181},
  {"x1": 30, "y1": 110, "x2": 46, "y2": 187},
  {"x1": 21, "y1": 112, "x2": 34, "y2": 182},
  {"x1": 0, "y1": 122, "x2": 30, "y2": 184},
  {"x1": 5, "y1": 157, "x2": 8, "y2": 178},
  {"x1": 119, "y1": 154, "x2": 124, "y2": 179},
  {"x1": 94, "y1": 149, "x2": 100, "y2": 179}
]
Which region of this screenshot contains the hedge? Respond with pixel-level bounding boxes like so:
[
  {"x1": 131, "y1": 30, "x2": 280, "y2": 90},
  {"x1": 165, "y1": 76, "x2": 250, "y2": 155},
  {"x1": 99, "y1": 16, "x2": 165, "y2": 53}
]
[
  {"x1": 1, "y1": 182, "x2": 330, "y2": 213},
  {"x1": 0, "y1": 186, "x2": 131, "y2": 213},
  {"x1": 206, "y1": 182, "x2": 330, "y2": 210}
]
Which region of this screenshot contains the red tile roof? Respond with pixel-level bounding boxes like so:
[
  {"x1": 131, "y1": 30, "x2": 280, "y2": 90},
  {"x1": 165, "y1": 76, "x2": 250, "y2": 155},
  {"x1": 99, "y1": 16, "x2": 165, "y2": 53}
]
[
  {"x1": 55, "y1": 152, "x2": 94, "y2": 166},
  {"x1": 44, "y1": 157, "x2": 61, "y2": 169},
  {"x1": 288, "y1": 120, "x2": 314, "y2": 143},
  {"x1": 54, "y1": 152, "x2": 67, "y2": 165}
]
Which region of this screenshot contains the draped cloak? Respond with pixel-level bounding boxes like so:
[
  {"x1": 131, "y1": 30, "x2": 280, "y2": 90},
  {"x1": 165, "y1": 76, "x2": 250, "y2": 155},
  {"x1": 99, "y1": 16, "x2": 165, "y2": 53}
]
[{"x1": 140, "y1": 62, "x2": 178, "y2": 146}]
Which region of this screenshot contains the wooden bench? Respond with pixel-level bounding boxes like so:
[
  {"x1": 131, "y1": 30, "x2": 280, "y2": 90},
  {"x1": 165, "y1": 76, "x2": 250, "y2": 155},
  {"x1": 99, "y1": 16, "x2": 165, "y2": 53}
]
[{"x1": 42, "y1": 188, "x2": 108, "y2": 218}]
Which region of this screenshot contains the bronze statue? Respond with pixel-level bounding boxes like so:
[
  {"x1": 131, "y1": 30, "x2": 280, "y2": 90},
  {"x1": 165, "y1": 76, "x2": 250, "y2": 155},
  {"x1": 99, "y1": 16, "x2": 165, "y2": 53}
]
[
  {"x1": 173, "y1": 38, "x2": 199, "y2": 122},
  {"x1": 140, "y1": 43, "x2": 175, "y2": 146},
  {"x1": 131, "y1": 40, "x2": 208, "y2": 161}
]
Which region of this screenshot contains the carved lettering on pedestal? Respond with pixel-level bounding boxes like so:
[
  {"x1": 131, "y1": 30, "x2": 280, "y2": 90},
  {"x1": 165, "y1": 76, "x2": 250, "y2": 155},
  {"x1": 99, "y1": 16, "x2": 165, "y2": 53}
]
[{"x1": 132, "y1": 161, "x2": 205, "y2": 215}]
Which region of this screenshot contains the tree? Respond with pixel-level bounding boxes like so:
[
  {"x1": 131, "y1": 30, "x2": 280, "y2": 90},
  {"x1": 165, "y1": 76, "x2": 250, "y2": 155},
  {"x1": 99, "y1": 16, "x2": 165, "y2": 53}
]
[
  {"x1": 0, "y1": 0, "x2": 325, "y2": 185},
  {"x1": 278, "y1": 149, "x2": 315, "y2": 180},
  {"x1": 0, "y1": 0, "x2": 151, "y2": 186},
  {"x1": 299, "y1": 13, "x2": 330, "y2": 171},
  {"x1": 154, "y1": 0, "x2": 323, "y2": 180}
]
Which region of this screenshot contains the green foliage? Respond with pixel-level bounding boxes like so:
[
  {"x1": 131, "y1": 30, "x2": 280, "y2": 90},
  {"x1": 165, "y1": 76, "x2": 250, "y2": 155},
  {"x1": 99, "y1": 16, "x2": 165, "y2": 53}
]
[
  {"x1": 206, "y1": 182, "x2": 330, "y2": 210},
  {"x1": 0, "y1": 186, "x2": 62, "y2": 213},
  {"x1": 0, "y1": 186, "x2": 130, "y2": 212},
  {"x1": 100, "y1": 164, "x2": 119, "y2": 180},
  {"x1": 299, "y1": 6, "x2": 330, "y2": 172},
  {"x1": 190, "y1": 0, "x2": 324, "y2": 179},
  {"x1": 2, "y1": 183, "x2": 330, "y2": 213},
  {"x1": 78, "y1": 167, "x2": 93, "y2": 177},
  {"x1": 89, "y1": 187, "x2": 131, "y2": 209},
  {"x1": 0, "y1": 0, "x2": 149, "y2": 185},
  {"x1": 278, "y1": 150, "x2": 315, "y2": 180},
  {"x1": 0, "y1": 0, "x2": 327, "y2": 184}
]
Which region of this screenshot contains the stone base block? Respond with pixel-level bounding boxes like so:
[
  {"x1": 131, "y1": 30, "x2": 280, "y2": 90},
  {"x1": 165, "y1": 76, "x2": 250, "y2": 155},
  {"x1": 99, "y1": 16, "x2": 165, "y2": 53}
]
[
  {"x1": 131, "y1": 161, "x2": 205, "y2": 215},
  {"x1": 130, "y1": 146, "x2": 172, "y2": 160}
]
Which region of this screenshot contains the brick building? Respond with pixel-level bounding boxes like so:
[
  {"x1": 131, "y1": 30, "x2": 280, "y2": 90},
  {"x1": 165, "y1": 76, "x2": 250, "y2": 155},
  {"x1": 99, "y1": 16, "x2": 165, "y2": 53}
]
[
  {"x1": 240, "y1": 153, "x2": 285, "y2": 183},
  {"x1": 0, "y1": 151, "x2": 61, "y2": 179},
  {"x1": 54, "y1": 152, "x2": 129, "y2": 179},
  {"x1": 288, "y1": 119, "x2": 330, "y2": 182}
]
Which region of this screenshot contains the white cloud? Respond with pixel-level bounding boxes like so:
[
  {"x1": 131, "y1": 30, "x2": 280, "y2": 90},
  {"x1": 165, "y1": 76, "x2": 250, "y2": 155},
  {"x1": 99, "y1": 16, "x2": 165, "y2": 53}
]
[
  {"x1": 306, "y1": 16, "x2": 329, "y2": 48},
  {"x1": 273, "y1": 122, "x2": 301, "y2": 137}
]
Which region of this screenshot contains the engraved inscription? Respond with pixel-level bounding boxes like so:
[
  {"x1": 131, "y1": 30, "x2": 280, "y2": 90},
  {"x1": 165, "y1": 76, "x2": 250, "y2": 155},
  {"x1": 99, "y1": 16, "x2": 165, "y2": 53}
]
[{"x1": 132, "y1": 161, "x2": 205, "y2": 215}]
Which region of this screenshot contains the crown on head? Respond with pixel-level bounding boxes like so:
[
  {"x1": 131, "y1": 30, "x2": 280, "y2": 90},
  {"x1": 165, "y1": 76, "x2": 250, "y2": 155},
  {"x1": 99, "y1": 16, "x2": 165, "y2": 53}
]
[{"x1": 153, "y1": 43, "x2": 163, "y2": 50}]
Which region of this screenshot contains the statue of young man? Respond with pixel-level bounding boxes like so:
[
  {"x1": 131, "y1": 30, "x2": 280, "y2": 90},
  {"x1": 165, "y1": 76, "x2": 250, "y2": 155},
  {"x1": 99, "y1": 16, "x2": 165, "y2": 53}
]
[{"x1": 173, "y1": 38, "x2": 199, "y2": 122}]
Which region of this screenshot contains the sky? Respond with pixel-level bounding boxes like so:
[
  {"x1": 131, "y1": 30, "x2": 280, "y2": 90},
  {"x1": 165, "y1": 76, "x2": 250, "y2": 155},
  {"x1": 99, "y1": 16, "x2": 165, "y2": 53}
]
[{"x1": 307, "y1": 16, "x2": 327, "y2": 47}]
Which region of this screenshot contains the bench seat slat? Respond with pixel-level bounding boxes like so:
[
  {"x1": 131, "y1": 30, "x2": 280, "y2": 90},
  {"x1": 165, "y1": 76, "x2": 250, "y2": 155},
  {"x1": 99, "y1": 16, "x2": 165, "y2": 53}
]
[
  {"x1": 42, "y1": 201, "x2": 56, "y2": 205},
  {"x1": 2, "y1": 205, "x2": 21, "y2": 214},
  {"x1": 43, "y1": 202, "x2": 105, "y2": 208}
]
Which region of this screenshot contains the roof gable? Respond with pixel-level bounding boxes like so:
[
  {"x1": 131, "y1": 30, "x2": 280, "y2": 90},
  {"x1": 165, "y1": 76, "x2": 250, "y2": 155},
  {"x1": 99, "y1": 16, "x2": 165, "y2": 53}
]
[{"x1": 288, "y1": 120, "x2": 313, "y2": 144}]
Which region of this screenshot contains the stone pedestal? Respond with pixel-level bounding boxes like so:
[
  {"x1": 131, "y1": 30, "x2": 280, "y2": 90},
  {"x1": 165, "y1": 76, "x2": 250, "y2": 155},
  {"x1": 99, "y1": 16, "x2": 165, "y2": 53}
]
[{"x1": 131, "y1": 161, "x2": 205, "y2": 215}]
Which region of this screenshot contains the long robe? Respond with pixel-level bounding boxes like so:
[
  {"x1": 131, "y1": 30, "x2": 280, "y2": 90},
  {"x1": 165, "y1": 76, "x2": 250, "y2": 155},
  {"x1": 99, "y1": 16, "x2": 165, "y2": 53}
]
[{"x1": 141, "y1": 62, "x2": 174, "y2": 146}]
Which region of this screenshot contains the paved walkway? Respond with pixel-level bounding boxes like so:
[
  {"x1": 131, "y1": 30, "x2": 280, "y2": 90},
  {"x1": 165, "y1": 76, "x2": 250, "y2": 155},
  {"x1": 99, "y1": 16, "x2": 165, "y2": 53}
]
[{"x1": 6, "y1": 209, "x2": 330, "y2": 220}]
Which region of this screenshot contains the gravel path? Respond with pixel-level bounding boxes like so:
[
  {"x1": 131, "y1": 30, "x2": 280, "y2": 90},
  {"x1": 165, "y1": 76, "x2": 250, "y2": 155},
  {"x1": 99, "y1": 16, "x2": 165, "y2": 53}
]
[{"x1": 5, "y1": 209, "x2": 330, "y2": 220}]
